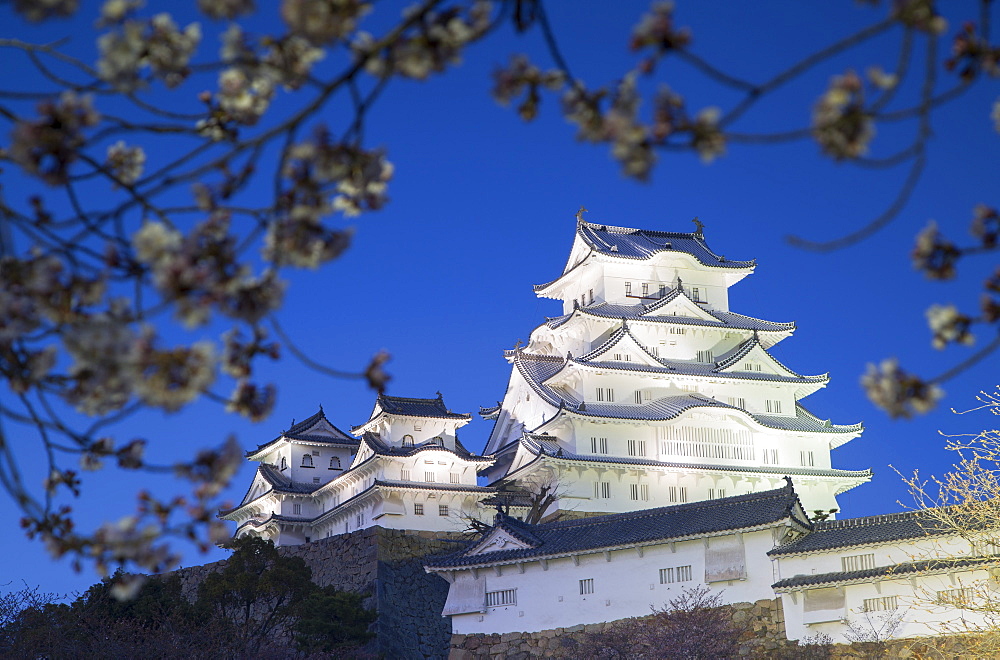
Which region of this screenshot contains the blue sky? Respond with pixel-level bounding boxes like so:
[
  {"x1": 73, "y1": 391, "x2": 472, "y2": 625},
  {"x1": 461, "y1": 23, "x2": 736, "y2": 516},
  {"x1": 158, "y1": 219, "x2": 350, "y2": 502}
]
[{"x1": 1, "y1": 2, "x2": 997, "y2": 596}]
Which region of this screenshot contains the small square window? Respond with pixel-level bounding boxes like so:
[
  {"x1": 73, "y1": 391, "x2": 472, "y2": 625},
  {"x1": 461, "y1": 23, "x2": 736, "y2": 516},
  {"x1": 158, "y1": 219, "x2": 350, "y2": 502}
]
[
  {"x1": 414, "y1": 503, "x2": 424, "y2": 515},
  {"x1": 579, "y1": 578, "x2": 594, "y2": 595},
  {"x1": 438, "y1": 505, "x2": 449, "y2": 517}
]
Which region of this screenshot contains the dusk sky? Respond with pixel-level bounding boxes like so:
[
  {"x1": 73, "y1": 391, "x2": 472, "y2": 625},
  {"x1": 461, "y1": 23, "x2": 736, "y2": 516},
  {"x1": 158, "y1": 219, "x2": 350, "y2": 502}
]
[{"x1": 2, "y1": 2, "x2": 997, "y2": 596}]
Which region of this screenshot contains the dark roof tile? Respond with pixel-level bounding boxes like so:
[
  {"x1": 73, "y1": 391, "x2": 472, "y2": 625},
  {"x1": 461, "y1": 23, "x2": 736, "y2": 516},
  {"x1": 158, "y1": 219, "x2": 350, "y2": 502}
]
[{"x1": 426, "y1": 483, "x2": 803, "y2": 569}]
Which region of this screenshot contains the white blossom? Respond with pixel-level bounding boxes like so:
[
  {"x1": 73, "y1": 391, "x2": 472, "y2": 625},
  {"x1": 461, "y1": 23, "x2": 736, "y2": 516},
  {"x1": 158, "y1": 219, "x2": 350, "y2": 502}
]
[{"x1": 105, "y1": 140, "x2": 146, "y2": 185}]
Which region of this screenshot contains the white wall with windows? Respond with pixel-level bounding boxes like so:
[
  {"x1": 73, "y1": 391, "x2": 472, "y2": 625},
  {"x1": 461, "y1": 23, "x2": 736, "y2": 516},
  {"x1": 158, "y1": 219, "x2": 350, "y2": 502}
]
[{"x1": 442, "y1": 526, "x2": 779, "y2": 635}]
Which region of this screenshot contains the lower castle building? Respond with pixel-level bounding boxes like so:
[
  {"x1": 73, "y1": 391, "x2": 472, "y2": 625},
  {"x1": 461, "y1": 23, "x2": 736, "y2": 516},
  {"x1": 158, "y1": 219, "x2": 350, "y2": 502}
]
[{"x1": 223, "y1": 217, "x2": 996, "y2": 645}]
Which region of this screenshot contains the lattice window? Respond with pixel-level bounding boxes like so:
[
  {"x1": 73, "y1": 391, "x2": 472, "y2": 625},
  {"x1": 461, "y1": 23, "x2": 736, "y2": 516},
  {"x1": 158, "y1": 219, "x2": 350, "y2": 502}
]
[
  {"x1": 450, "y1": 472, "x2": 460, "y2": 484},
  {"x1": 696, "y1": 349, "x2": 713, "y2": 362},
  {"x1": 841, "y1": 553, "x2": 876, "y2": 572},
  {"x1": 486, "y1": 589, "x2": 517, "y2": 607},
  {"x1": 800, "y1": 450, "x2": 815, "y2": 467},
  {"x1": 630, "y1": 484, "x2": 649, "y2": 501},
  {"x1": 863, "y1": 596, "x2": 898, "y2": 612},
  {"x1": 763, "y1": 448, "x2": 779, "y2": 465},
  {"x1": 579, "y1": 579, "x2": 594, "y2": 595},
  {"x1": 938, "y1": 588, "x2": 976, "y2": 607},
  {"x1": 595, "y1": 481, "x2": 611, "y2": 499},
  {"x1": 425, "y1": 471, "x2": 436, "y2": 482},
  {"x1": 659, "y1": 426, "x2": 754, "y2": 461},
  {"x1": 659, "y1": 568, "x2": 674, "y2": 584},
  {"x1": 766, "y1": 399, "x2": 782, "y2": 413},
  {"x1": 292, "y1": 503, "x2": 302, "y2": 515},
  {"x1": 438, "y1": 505, "x2": 449, "y2": 517},
  {"x1": 596, "y1": 387, "x2": 615, "y2": 402},
  {"x1": 627, "y1": 439, "x2": 647, "y2": 457},
  {"x1": 677, "y1": 565, "x2": 693, "y2": 581},
  {"x1": 414, "y1": 503, "x2": 424, "y2": 515},
  {"x1": 401, "y1": 469, "x2": 411, "y2": 481},
  {"x1": 590, "y1": 437, "x2": 608, "y2": 454}
]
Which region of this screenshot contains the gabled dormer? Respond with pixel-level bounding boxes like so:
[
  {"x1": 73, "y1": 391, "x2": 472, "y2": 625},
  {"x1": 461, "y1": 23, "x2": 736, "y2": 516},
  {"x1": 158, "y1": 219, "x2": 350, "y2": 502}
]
[
  {"x1": 640, "y1": 285, "x2": 720, "y2": 323},
  {"x1": 466, "y1": 514, "x2": 541, "y2": 556},
  {"x1": 577, "y1": 322, "x2": 662, "y2": 368},
  {"x1": 715, "y1": 334, "x2": 827, "y2": 383},
  {"x1": 351, "y1": 393, "x2": 472, "y2": 451}
]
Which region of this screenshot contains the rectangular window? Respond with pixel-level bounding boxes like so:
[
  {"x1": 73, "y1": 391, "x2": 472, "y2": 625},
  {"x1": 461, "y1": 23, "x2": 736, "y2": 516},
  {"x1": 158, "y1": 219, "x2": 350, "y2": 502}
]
[
  {"x1": 863, "y1": 596, "x2": 898, "y2": 612},
  {"x1": 450, "y1": 472, "x2": 460, "y2": 484},
  {"x1": 763, "y1": 449, "x2": 779, "y2": 465},
  {"x1": 590, "y1": 437, "x2": 608, "y2": 454},
  {"x1": 676, "y1": 565, "x2": 693, "y2": 581},
  {"x1": 635, "y1": 390, "x2": 643, "y2": 404},
  {"x1": 659, "y1": 284, "x2": 667, "y2": 297},
  {"x1": 425, "y1": 471, "x2": 436, "y2": 482},
  {"x1": 595, "y1": 481, "x2": 611, "y2": 499},
  {"x1": 401, "y1": 469, "x2": 411, "y2": 481},
  {"x1": 614, "y1": 353, "x2": 623, "y2": 361},
  {"x1": 727, "y1": 396, "x2": 746, "y2": 409},
  {"x1": 625, "y1": 282, "x2": 632, "y2": 296},
  {"x1": 841, "y1": 553, "x2": 876, "y2": 572},
  {"x1": 659, "y1": 567, "x2": 675, "y2": 584},
  {"x1": 766, "y1": 399, "x2": 782, "y2": 414},
  {"x1": 642, "y1": 282, "x2": 649, "y2": 296},
  {"x1": 438, "y1": 505, "x2": 449, "y2": 517},
  {"x1": 937, "y1": 588, "x2": 975, "y2": 607},
  {"x1": 293, "y1": 503, "x2": 302, "y2": 515},
  {"x1": 579, "y1": 579, "x2": 594, "y2": 595},
  {"x1": 696, "y1": 350, "x2": 713, "y2": 362},
  {"x1": 630, "y1": 484, "x2": 649, "y2": 501},
  {"x1": 679, "y1": 487, "x2": 688, "y2": 503},
  {"x1": 589, "y1": 289, "x2": 594, "y2": 304},
  {"x1": 595, "y1": 387, "x2": 615, "y2": 402},
  {"x1": 313, "y1": 477, "x2": 320, "y2": 484},
  {"x1": 651, "y1": 346, "x2": 660, "y2": 358},
  {"x1": 668, "y1": 486, "x2": 678, "y2": 503},
  {"x1": 627, "y1": 439, "x2": 647, "y2": 457},
  {"x1": 800, "y1": 450, "x2": 815, "y2": 467},
  {"x1": 692, "y1": 287, "x2": 702, "y2": 302},
  {"x1": 414, "y1": 424, "x2": 422, "y2": 431},
  {"x1": 414, "y1": 503, "x2": 424, "y2": 516},
  {"x1": 485, "y1": 589, "x2": 517, "y2": 607},
  {"x1": 312, "y1": 450, "x2": 320, "y2": 456}
]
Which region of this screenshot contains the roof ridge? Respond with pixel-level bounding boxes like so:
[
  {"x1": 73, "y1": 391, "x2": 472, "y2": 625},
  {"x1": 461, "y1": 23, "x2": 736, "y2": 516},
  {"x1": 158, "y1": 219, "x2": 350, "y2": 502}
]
[
  {"x1": 816, "y1": 510, "x2": 928, "y2": 528},
  {"x1": 538, "y1": 485, "x2": 792, "y2": 531}
]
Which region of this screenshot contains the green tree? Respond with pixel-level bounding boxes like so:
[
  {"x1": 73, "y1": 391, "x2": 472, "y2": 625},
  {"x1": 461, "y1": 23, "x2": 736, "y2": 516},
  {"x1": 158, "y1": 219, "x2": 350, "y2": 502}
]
[
  {"x1": 293, "y1": 586, "x2": 376, "y2": 655},
  {"x1": 196, "y1": 536, "x2": 316, "y2": 655}
]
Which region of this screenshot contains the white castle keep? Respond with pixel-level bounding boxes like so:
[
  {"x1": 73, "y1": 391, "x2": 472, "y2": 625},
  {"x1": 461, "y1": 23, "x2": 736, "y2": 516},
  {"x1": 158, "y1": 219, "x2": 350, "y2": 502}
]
[{"x1": 223, "y1": 217, "x2": 994, "y2": 644}]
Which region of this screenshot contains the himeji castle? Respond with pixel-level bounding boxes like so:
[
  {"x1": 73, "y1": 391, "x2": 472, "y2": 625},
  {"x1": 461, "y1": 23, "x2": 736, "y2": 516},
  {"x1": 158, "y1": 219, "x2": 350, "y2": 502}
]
[
  {"x1": 480, "y1": 217, "x2": 870, "y2": 518},
  {"x1": 223, "y1": 215, "x2": 995, "y2": 647}
]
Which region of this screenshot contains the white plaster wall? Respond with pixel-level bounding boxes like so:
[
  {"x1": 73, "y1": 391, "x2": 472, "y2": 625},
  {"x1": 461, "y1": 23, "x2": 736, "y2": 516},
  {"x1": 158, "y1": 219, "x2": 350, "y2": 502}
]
[
  {"x1": 775, "y1": 535, "x2": 976, "y2": 583},
  {"x1": 780, "y1": 568, "x2": 997, "y2": 643},
  {"x1": 446, "y1": 528, "x2": 778, "y2": 635}
]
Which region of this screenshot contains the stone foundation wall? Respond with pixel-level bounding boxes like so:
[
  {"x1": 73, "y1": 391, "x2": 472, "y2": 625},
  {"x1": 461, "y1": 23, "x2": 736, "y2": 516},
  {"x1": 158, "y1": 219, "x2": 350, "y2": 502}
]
[
  {"x1": 448, "y1": 598, "x2": 788, "y2": 659},
  {"x1": 173, "y1": 527, "x2": 466, "y2": 660}
]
